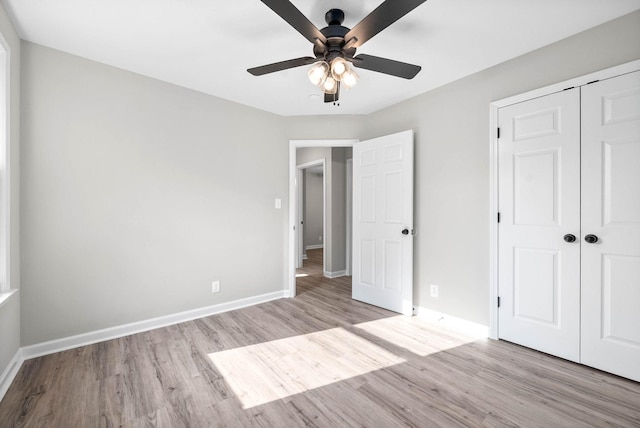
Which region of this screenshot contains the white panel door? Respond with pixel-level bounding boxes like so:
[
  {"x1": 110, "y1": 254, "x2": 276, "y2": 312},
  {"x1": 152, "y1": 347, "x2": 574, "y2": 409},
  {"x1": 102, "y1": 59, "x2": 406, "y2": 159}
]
[
  {"x1": 352, "y1": 130, "x2": 413, "y2": 315},
  {"x1": 581, "y1": 71, "x2": 640, "y2": 382},
  {"x1": 498, "y1": 89, "x2": 581, "y2": 362}
]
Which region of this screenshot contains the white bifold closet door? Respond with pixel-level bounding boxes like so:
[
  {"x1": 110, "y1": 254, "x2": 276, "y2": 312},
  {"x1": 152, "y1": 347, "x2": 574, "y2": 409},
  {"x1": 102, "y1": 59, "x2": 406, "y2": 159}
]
[
  {"x1": 498, "y1": 70, "x2": 640, "y2": 382},
  {"x1": 580, "y1": 71, "x2": 640, "y2": 382}
]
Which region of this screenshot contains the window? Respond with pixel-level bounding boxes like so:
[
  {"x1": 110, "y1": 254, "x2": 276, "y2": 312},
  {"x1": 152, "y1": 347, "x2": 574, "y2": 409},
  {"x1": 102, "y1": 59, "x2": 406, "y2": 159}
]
[{"x1": 0, "y1": 33, "x2": 9, "y2": 296}]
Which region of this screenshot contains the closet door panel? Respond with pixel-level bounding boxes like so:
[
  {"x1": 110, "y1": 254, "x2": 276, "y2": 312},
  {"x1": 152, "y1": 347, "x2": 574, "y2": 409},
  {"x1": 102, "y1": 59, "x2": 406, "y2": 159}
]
[
  {"x1": 581, "y1": 71, "x2": 640, "y2": 382},
  {"x1": 497, "y1": 89, "x2": 581, "y2": 362}
]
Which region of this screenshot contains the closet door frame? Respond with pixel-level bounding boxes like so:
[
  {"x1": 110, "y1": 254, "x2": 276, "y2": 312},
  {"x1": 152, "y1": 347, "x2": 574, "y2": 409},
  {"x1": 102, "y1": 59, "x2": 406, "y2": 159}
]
[{"x1": 488, "y1": 59, "x2": 640, "y2": 340}]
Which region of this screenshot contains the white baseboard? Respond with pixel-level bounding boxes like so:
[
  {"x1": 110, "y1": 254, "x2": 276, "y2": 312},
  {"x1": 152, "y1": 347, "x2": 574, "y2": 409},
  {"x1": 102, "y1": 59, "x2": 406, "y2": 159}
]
[
  {"x1": 305, "y1": 244, "x2": 324, "y2": 250},
  {"x1": 0, "y1": 348, "x2": 23, "y2": 402},
  {"x1": 21, "y1": 290, "x2": 286, "y2": 360},
  {"x1": 414, "y1": 306, "x2": 489, "y2": 339},
  {"x1": 324, "y1": 270, "x2": 347, "y2": 279}
]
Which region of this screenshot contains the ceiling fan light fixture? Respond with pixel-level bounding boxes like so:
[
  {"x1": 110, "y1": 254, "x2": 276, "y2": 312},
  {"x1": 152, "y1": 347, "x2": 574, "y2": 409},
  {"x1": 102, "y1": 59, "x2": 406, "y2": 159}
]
[
  {"x1": 322, "y1": 76, "x2": 338, "y2": 94},
  {"x1": 249, "y1": 1, "x2": 427, "y2": 105},
  {"x1": 330, "y1": 57, "x2": 349, "y2": 80},
  {"x1": 342, "y1": 68, "x2": 359, "y2": 89},
  {"x1": 308, "y1": 61, "x2": 329, "y2": 86}
]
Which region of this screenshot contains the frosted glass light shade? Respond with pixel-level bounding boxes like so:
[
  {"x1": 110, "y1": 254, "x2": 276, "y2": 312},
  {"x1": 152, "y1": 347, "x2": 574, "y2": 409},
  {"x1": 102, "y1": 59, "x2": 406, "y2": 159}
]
[
  {"x1": 331, "y1": 57, "x2": 349, "y2": 80},
  {"x1": 322, "y1": 76, "x2": 338, "y2": 94},
  {"x1": 308, "y1": 61, "x2": 329, "y2": 86},
  {"x1": 342, "y1": 68, "x2": 359, "y2": 89}
]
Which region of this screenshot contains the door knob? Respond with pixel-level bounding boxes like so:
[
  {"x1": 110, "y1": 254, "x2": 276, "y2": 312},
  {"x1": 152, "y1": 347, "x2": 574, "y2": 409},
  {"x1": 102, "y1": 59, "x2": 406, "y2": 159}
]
[
  {"x1": 563, "y1": 234, "x2": 576, "y2": 243},
  {"x1": 584, "y1": 234, "x2": 599, "y2": 244},
  {"x1": 401, "y1": 228, "x2": 409, "y2": 235}
]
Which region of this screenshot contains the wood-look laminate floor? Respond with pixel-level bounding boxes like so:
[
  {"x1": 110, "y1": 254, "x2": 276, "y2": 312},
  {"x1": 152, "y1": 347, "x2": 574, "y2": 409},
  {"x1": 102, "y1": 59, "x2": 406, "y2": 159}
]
[{"x1": 1, "y1": 249, "x2": 639, "y2": 427}]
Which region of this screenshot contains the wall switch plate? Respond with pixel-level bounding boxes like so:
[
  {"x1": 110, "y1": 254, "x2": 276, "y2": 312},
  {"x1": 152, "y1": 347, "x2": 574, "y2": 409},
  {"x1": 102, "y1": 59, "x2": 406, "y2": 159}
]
[
  {"x1": 275, "y1": 198, "x2": 281, "y2": 209},
  {"x1": 430, "y1": 284, "x2": 439, "y2": 298},
  {"x1": 211, "y1": 280, "x2": 220, "y2": 293}
]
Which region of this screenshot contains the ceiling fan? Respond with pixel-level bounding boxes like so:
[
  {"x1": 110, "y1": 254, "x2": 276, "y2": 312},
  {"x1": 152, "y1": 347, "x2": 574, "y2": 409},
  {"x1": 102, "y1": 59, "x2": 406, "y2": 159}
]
[{"x1": 248, "y1": 0, "x2": 427, "y2": 103}]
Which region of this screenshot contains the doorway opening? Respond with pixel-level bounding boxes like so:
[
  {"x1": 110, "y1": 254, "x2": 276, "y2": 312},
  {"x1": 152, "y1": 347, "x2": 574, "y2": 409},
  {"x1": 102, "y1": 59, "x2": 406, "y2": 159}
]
[
  {"x1": 288, "y1": 139, "x2": 357, "y2": 298},
  {"x1": 289, "y1": 131, "x2": 415, "y2": 315},
  {"x1": 296, "y1": 160, "x2": 326, "y2": 274}
]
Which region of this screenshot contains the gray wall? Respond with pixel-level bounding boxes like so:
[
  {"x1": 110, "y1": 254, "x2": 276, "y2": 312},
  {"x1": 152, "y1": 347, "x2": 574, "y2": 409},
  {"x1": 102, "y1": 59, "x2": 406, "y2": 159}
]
[
  {"x1": 303, "y1": 170, "x2": 323, "y2": 249},
  {"x1": 358, "y1": 10, "x2": 640, "y2": 324},
  {"x1": 285, "y1": 116, "x2": 363, "y2": 141},
  {"x1": 11, "y1": 9, "x2": 640, "y2": 356},
  {"x1": 329, "y1": 147, "x2": 348, "y2": 273},
  {"x1": 20, "y1": 42, "x2": 288, "y2": 345},
  {"x1": 0, "y1": 1, "x2": 20, "y2": 382}
]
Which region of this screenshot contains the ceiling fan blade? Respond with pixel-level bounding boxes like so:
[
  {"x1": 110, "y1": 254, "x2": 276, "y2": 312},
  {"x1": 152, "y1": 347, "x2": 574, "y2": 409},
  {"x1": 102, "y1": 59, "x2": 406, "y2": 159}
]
[
  {"x1": 260, "y1": 0, "x2": 327, "y2": 45},
  {"x1": 344, "y1": 0, "x2": 427, "y2": 48},
  {"x1": 351, "y1": 54, "x2": 421, "y2": 79},
  {"x1": 248, "y1": 56, "x2": 317, "y2": 76}
]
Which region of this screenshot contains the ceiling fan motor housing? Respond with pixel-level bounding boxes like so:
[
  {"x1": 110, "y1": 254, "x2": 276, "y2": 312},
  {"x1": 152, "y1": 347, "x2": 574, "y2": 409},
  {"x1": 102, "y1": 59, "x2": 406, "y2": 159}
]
[
  {"x1": 325, "y1": 9, "x2": 344, "y2": 25},
  {"x1": 314, "y1": 9, "x2": 353, "y2": 61}
]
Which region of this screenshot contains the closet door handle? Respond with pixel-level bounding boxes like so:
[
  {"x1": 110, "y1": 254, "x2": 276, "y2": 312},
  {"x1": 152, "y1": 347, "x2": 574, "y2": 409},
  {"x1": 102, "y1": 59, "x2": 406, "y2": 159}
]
[
  {"x1": 563, "y1": 234, "x2": 576, "y2": 243},
  {"x1": 584, "y1": 234, "x2": 599, "y2": 244}
]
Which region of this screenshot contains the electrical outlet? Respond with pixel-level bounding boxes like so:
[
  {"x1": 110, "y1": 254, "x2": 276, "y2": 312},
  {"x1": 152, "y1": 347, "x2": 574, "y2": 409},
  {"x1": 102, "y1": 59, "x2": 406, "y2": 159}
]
[
  {"x1": 319, "y1": 235, "x2": 322, "y2": 242},
  {"x1": 430, "y1": 284, "x2": 439, "y2": 298},
  {"x1": 211, "y1": 280, "x2": 220, "y2": 294}
]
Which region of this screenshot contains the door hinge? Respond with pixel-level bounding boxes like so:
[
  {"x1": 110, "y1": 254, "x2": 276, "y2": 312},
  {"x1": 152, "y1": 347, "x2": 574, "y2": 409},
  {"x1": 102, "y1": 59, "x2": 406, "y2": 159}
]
[
  {"x1": 497, "y1": 127, "x2": 501, "y2": 139},
  {"x1": 563, "y1": 86, "x2": 575, "y2": 91},
  {"x1": 497, "y1": 296, "x2": 501, "y2": 308},
  {"x1": 586, "y1": 79, "x2": 600, "y2": 85},
  {"x1": 497, "y1": 212, "x2": 501, "y2": 223}
]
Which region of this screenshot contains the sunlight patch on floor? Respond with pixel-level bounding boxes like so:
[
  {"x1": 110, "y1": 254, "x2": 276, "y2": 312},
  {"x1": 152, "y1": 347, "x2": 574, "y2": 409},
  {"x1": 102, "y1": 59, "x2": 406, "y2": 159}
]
[
  {"x1": 295, "y1": 273, "x2": 309, "y2": 277},
  {"x1": 354, "y1": 315, "x2": 475, "y2": 357},
  {"x1": 208, "y1": 327, "x2": 405, "y2": 408}
]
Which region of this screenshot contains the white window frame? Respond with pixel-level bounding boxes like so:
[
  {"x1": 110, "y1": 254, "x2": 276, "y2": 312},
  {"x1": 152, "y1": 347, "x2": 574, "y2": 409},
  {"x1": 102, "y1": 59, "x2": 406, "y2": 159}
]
[{"x1": 0, "y1": 29, "x2": 14, "y2": 305}]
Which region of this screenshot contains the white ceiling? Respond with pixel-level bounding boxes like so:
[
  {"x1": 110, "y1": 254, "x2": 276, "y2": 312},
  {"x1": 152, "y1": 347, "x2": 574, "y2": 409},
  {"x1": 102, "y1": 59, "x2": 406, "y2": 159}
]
[{"x1": 3, "y1": 0, "x2": 640, "y2": 116}]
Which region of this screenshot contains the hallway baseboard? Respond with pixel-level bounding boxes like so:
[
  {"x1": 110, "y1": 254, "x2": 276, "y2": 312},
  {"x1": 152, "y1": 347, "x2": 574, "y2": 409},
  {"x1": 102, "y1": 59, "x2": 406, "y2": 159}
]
[{"x1": 324, "y1": 270, "x2": 347, "y2": 279}]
